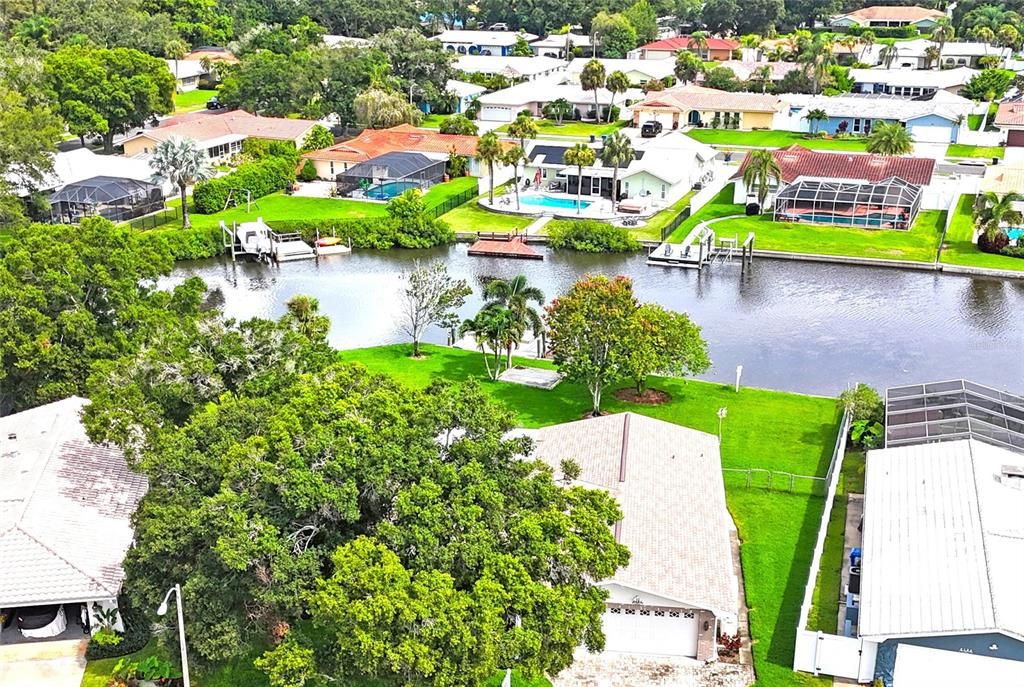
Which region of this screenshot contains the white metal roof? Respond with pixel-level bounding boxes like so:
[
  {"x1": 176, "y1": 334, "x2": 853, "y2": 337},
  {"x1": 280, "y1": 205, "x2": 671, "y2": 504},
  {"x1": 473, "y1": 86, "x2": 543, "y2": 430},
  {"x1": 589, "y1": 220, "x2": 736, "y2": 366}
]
[
  {"x1": 445, "y1": 78, "x2": 487, "y2": 99},
  {"x1": 795, "y1": 92, "x2": 972, "y2": 123},
  {"x1": 531, "y1": 33, "x2": 592, "y2": 48},
  {"x1": 0, "y1": 397, "x2": 148, "y2": 606},
  {"x1": 849, "y1": 66, "x2": 979, "y2": 89},
  {"x1": 860, "y1": 439, "x2": 1024, "y2": 641},
  {"x1": 478, "y1": 79, "x2": 643, "y2": 107},
  {"x1": 454, "y1": 55, "x2": 565, "y2": 77},
  {"x1": 893, "y1": 643, "x2": 1024, "y2": 686},
  {"x1": 164, "y1": 59, "x2": 207, "y2": 80},
  {"x1": 433, "y1": 29, "x2": 537, "y2": 46}
]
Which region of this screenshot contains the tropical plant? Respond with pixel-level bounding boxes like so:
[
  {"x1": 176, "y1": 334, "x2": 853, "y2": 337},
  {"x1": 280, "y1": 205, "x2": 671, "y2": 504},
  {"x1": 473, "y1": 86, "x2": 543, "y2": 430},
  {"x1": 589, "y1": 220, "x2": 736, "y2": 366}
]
[
  {"x1": 689, "y1": 30, "x2": 710, "y2": 59},
  {"x1": 301, "y1": 125, "x2": 335, "y2": 152},
  {"x1": 859, "y1": 30, "x2": 876, "y2": 62},
  {"x1": 750, "y1": 65, "x2": 774, "y2": 93},
  {"x1": 974, "y1": 191, "x2": 1024, "y2": 241},
  {"x1": 543, "y1": 97, "x2": 573, "y2": 125},
  {"x1": 477, "y1": 131, "x2": 503, "y2": 205},
  {"x1": 398, "y1": 260, "x2": 472, "y2": 357},
  {"x1": 440, "y1": 114, "x2": 478, "y2": 135},
  {"x1": 605, "y1": 70, "x2": 630, "y2": 122},
  {"x1": 600, "y1": 132, "x2": 634, "y2": 209},
  {"x1": 148, "y1": 137, "x2": 212, "y2": 229},
  {"x1": 923, "y1": 45, "x2": 941, "y2": 69},
  {"x1": 932, "y1": 18, "x2": 955, "y2": 70},
  {"x1": 998, "y1": 24, "x2": 1021, "y2": 51},
  {"x1": 798, "y1": 32, "x2": 835, "y2": 94},
  {"x1": 674, "y1": 50, "x2": 705, "y2": 85},
  {"x1": 803, "y1": 107, "x2": 828, "y2": 134},
  {"x1": 164, "y1": 38, "x2": 189, "y2": 79},
  {"x1": 507, "y1": 112, "x2": 538, "y2": 150},
  {"x1": 483, "y1": 274, "x2": 545, "y2": 366},
  {"x1": 354, "y1": 87, "x2": 423, "y2": 128},
  {"x1": 447, "y1": 147, "x2": 468, "y2": 177},
  {"x1": 878, "y1": 40, "x2": 899, "y2": 69},
  {"x1": 564, "y1": 143, "x2": 596, "y2": 215},
  {"x1": 742, "y1": 148, "x2": 782, "y2": 211},
  {"x1": 866, "y1": 121, "x2": 912, "y2": 155},
  {"x1": 579, "y1": 59, "x2": 606, "y2": 121},
  {"x1": 502, "y1": 144, "x2": 527, "y2": 211},
  {"x1": 459, "y1": 305, "x2": 520, "y2": 379}
]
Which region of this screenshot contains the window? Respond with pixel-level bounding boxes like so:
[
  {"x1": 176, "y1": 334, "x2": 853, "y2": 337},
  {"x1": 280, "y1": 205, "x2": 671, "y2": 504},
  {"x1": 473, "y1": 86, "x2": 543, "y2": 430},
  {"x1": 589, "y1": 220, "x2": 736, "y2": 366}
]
[
  {"x1": 624, "y1": 181, "x2": 629, "y2": 195},
  {"x1": 660, "y1": 184, "x2": 666, "y2": 199},
  {"x1": 591, "y1": 176, "x2": 601, "y2": 194}
]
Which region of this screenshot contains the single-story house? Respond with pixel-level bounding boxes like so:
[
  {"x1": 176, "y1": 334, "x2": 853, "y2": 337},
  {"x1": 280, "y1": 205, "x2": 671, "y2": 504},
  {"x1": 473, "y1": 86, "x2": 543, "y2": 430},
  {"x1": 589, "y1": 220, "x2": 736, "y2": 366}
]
[
  {"x1": 433, "y1": 29, "x2": 537, "y2": 56},
  {"x1": 165, "y1": 59, "x2": 208, "y2": 92},
  {"x1": 121, "y1": 110, "x2": 322, "y2": 161},
  {"x1": 524, "y1": 131, "x2": 715, "y2": 210},
  {"x1": 830, "y1": 5, "x2": 945, "y2": 29},
  {"x1": 444, "y1": 79, "x2": 487, "y2": 114},
  {"x1": 323, "y1": 34, "x2": 369, "y2": 48},
  {"x1": 565, "y1": 57, "x2": 675, "y2": 87},
  {"x1": 731, "y1": 145, "x2": 935, "y2": 228},
  {"x1": 7, "y1": 147, "x2": 167, "y2": 198},
  {"x1": 530, "y1": 32, "x2": 592, "y2": 58},
  {"x1": 453, "y1": 55, "x2": 566, "y2": 82},
  {"x1": 848, "y1": 66, "x2": 979, "y2": 97},
  {"x1": 302, "y1": 124, "x2": 512, "y2": 179},
  {"x1": 522, "y1": 413, "x2": 740, "y2": 660},
  {"x1": 863, "y1": 39, "x2": 1010, "y2": 69},
  {"x1": 630, "y1": 84, "x2": 784, "y2": 130},
  {"x1": 860, "y1": 437, "x2": 1024, "y2": 686},
  {"x1": 476, "y1": 80, "x2": 643, "y2": 122},
  {"x1": 0, "y1": 397, "x2": 148, "y2": 641},
  {"x1": 628, "y1": 35, "x2": 739, "y2": 61},
  {"x1": 781, "y1": 92, "x2": 972, "y2": 143},
  {"x1": 994, "y1": 98, "x2": 1024, "y2": 147}
]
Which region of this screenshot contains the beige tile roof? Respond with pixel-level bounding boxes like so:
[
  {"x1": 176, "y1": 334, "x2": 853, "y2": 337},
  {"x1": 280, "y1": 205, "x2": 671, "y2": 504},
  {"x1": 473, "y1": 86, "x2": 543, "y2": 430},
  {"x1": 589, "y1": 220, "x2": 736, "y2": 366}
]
[
  {"x1": 0, "y1": 397, "x2": 148, "y2": 606},
  {"x1": 841, "y1": 5, "x2": 944, "y2": 22},
  {"x1": 633, "y1": 85, "x2": 783, "y2": 114},
  {"x1": 524, "y1": 413, "x2": 739, "y2": 616},
  {"x1": 127, "y1": 110, "x2": 319, "y2": 146}
]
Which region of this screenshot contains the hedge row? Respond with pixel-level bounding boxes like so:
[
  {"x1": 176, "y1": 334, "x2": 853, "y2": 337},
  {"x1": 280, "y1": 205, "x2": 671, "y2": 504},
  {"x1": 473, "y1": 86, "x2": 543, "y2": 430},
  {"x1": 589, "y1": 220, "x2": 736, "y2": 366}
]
[
  {"x1": 84, "y1": 596, "x2": 153, "y2": 660},
  {"x1": 271, "y1": 216, "x2": 454, "y2": 249},
  {"x1": 192, "y1": 156, "x2": 296, "y2": 215},
  {"x1": 139, "y1": 225, "x2": 223, "y2": 260},
  {"x1": 843, "y1": 24, "x2": 919, "y2": 39},
  {"x1": 547, "y1": 219, "x2": 641, "y2": 253}
]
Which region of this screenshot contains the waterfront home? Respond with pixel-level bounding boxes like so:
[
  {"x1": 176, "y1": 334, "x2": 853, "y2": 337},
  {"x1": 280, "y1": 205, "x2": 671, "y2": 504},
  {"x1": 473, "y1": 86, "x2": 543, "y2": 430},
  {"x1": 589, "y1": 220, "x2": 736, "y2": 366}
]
[
  {"x1": 862, "y1": 39, "x2": 1010, "y2": 69},
  {"x1": 530, "y1": 32, "x2": 592, "y2": 58},
  {"x1": 453, "y1": 55, "x2": 566, "y2": 82},
  {"x1": 476, "y1": 79, "x2": 643, "y2": 122},
  {"x1": 732, "y1": 145, "x2": 935, "y2": 228},
  {"x1": 522, "y1": 413, "x2": 740, "y2": 659},
  {"x1": 433, "y1": 29, "x2": 537, "y2": 56},
  {"x1": 994, "y1": 98, "x2": 1024, "y2": 148},
  {"x1": 830, "y1": 5, "x2": 945, "y2": 30},
  {"x1": 628, "y1": 35, "x2": 739, "y2": 61},
  {"x1": 6, "y1": 147, "x2": 168, "y2": 198},
  {"x1": 848, "y1": 66, "x2": 978, "y2": 98},
  {"x1": 565, "y1": 57, "x2": 675, "y2": 87},
  {"x1": 629, "y1": 85, "x2": 783, "y2": 130},
  {"x1": 121, "y1": 110, "x2": 322, "y2": 161}
]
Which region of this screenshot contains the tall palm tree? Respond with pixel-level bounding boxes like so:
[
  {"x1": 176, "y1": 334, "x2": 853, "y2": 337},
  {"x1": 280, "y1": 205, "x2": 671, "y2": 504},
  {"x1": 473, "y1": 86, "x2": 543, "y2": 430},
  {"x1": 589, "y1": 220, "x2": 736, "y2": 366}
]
[
  {"x1": 974, "y1": 191, "x2": 1024, "y2": 240},
  {"x1": 164, "y1": 38, "x2": 189, "y2": 81},
  {"x1": 879, "y1": 40, "x2": 899, "y2": 69},
  {"x1": 973, "y1": 26, "x2": 996, "y2": 63},
  {"x1": 605, "y1": 70, "x2": 630, "y2": 122},
  {"x1": 477, "y1": 131, "x2": 503, "y2": 205},
  {"x1": 674, "y1": 50, "x2": 704, "y2": 85},
  {"x1": 751, "y1": 65, "x2": 773, "y2": 93},
  {"x1": 866, "y1": 121, "x2": 912, "y2": 155},
  {"x1": 502, "y1": 144, "x2": 526, "y2": 210},
  {"x1": 923, "y1": 45, "x2": 941, "y2": 69},
  {"x1": 579, "y1": 59, "x2": 606, "y2": 122},
  {"x1": 804, "y1": 108, "x2": 828, "y2": 134},
  {"x1": 689, "y1": 31, "x2": 710, "y2": 59},
  {"x1": 742, "y1": 149, "x2": 782, "y2": 212},
  {"x1": 459, "y1": 306, "x2": 518, "y2": 380},
  {"x1": 564, "y1": 143, "x2": 596, "y2": 214},
  {"x1": 149, "y1": 137, "x2": 212, "y2": 229},
  {"x1": 932, "y1": 18, "x2": 955, "y2": 70},
  {"x1": 600, "y1": 132, "x2": 634, "y2": 211},
  {"x1": 799, "y1": 33, "x2": 835, "y2": 94},
  {"x1": 507, "y1": 112, "x2": 538, "y2": 150},
  {"x1": 484, "y1": 274, "x2": 545, "y2": 365},
  {"x1": 859, "y1": 30, "x2": 876, "y2": 62}
]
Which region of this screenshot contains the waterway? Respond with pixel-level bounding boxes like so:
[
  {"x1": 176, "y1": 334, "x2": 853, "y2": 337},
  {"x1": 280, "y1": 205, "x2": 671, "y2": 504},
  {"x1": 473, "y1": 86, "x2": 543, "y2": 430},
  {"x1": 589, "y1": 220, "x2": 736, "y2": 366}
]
[{"x1": 170, "y1": 247, "x2": 1024, "y2": 396}]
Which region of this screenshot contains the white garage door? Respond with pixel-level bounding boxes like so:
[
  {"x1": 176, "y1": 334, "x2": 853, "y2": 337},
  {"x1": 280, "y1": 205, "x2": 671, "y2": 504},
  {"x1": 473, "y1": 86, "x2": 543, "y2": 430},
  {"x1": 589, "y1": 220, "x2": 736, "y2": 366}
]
[
  {"x1": 601, "y1": 605, "x2": 699, "y2": 657},
  {"x1": 908, "y1": 124, "x2": 952, "y2": 143},
  {"x1": 654, "y1": 112, "x2": 676, "y2": 129},
  {"x1": 480, "y1": 106, "x2": 514, "y2": 122}
]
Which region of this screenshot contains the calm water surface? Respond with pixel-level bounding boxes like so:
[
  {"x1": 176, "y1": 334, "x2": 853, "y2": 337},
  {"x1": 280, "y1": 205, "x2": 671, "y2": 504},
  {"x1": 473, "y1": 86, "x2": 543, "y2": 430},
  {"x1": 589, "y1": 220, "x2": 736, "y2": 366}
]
[{"x1": 169, "y1": 247, "x2": 1024, "y2": 396}]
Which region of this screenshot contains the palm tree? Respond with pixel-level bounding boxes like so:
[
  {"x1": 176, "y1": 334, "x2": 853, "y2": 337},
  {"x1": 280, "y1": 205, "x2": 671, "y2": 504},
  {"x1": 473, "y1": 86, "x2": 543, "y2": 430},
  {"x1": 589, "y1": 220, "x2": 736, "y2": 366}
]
[
  {"x1": 477, "y1": 131, "x2": 503, "y2": 205},
  {"x1": 605, "y1": 70, "x2": 630, "y2": 122},
  {"x1": 879, "y1": 40, "x2": 899, "y2": 69},
  {"x1": 564, "y1": 143, "x2": 596, "y2": 215},
  {"x1": 974, "y1": 191, "x2": 1024, "y2": 240},
  {"x1": 459, "y1": 306, "x2": 518, "y2": 380},
  {"x1": 742, "y1": 149, "x2": 782, "y2": 212},
  {"x1": 973, "y1": 26, "x2": 996, "y2": 62},
  {"x1": 507, "y1": 113, "x2": 538, "y2": 150},
  {"x1": 502, "y1": 144, "x2": 526, "y2": 210},
  {"x1": 799, "y1": 33, "x2": 835, "y2": 94},
  {"x1": 866, "y1": 121, "x2": 912, "y2": 155},
  {"x1": 674, "y1": 50, "x2": 704, "y2": 85},
  {"x1": 600, "y1": 132, "x2": 634, "y2": 211},
  {"x1": 149, "y1": 137, "x2": 212, "y2": 229},
  {"x1": 859, "y1": 30, "x2": 876, "y2": 62},
  {"x1": 164, "y1": 38, "x2": 189, "y2": 81},
  {"x1": 751, "y1": 65, "x2": 773, "y2": 93},
  {"x1": 689, "y1": 31, "x2": 710, "y2": 59},
  {"x1": 579, "y1": 59, "x2": 606, "y2": 122},
  {"x1": 932, "y1": 18, "x2": 955, "y2": 70},
  {"x1": 484, "y1": 275, "x2": 545, "y2": 365},
  {"x1": 543, "y1": 97, "x2": 573, "y2": 125},
  {"x1": 804, "y1": 108, "x2": 828, "y2": 134},
  {"x1": 923, "y1": 45, "x2": 941, "y2": 69}
]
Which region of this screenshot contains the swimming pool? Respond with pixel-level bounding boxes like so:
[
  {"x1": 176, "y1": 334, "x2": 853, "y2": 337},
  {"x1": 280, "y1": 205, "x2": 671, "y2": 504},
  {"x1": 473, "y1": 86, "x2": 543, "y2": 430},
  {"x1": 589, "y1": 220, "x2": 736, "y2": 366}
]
[
  {"x1": 1008, "y1": 228, "x2": 1024, "y2": 241},
  {"x1": 781, "y1": 212, "x2": 904, "y2": 228},
  {"x1": 364, "y1": 180, "x2": 421, "y2": 200},
  {"x1": 520, "y1": 194, "x2": 593, "y2": 211}
]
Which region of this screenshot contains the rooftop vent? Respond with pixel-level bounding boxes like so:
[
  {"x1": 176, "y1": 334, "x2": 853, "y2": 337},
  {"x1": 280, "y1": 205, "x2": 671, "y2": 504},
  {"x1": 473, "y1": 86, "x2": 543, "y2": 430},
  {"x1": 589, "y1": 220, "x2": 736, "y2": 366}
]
[{"x1": 7, "y1": 433, "x2": 15, "y2": 440}]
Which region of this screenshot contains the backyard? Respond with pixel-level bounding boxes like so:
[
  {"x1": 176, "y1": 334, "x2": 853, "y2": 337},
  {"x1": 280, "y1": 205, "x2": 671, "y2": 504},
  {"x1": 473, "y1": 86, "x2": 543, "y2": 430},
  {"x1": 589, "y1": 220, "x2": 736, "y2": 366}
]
[
  {"x1": 940, "y1": 194, "x2": 1024, "y2": 272},
  {"x1": 669, "y1": 185, "x2": 945, "y2": 263},
  {"x1": 499, "y1": 119, "x2": 629, "y2": 138},
  {"x1": 419, "y1": 113, "x2": 453, "y2": 129},
  {"x1": 686, "y1": 130, "x2": 869, "y2": 152},
  {"x1": 439, "y1": 198, "x2": 535, "y2": 234},
  {"x1": 946, "y1": 143, "x2": 1004, "y2": 160},
  {"x1": 172, "y1": 88, "x2": 218, "y2": 114}
]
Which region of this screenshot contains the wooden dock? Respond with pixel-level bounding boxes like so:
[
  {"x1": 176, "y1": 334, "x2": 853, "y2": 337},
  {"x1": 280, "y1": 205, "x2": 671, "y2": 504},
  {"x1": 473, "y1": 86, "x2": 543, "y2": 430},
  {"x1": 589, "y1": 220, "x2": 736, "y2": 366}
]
[{"x1": 467, "y1": 232, "x2": 543, "y2": 260}]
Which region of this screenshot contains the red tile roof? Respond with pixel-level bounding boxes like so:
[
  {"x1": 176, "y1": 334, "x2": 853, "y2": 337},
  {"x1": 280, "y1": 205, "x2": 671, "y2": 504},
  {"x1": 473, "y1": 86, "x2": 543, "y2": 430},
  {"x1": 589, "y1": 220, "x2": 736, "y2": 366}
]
[
  {"x1": 995, "y1": 101, "x2": 1024, "y2": 127},
  {"x1": 731, "y1": 145, "x2": 935, "y2": 185},
  {"x1": 640, "y1": 35, "x2": 739, "y2": 52},
  {"x1": 304, "y1": 124, "x2": 511, "y2": 163}
]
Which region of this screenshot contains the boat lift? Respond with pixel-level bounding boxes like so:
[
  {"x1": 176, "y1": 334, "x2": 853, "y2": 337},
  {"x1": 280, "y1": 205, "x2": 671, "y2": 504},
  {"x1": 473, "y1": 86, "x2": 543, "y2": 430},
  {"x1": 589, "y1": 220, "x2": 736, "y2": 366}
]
[
  {"x1": 647, "y1": 223, "x2": 755, "y2": 270},
  {"x1": 222, "y1": 219, "x2": 317, "y2": 262}
]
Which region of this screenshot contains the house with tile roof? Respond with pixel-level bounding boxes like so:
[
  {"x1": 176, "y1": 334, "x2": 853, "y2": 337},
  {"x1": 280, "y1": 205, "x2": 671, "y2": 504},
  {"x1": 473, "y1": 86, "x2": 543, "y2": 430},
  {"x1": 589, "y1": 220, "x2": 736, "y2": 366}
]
[
  {"x1": 0, "y1": 397, "x2": 147, "y2": 640},
  {"x1": 476, "y1": 80, "x2": 644, "y2": 122},
  {"x1": 830, "y1": 5, "x2": 945, "y2": 30},
  {"x1": 521, "y1": 413, "x2": 740, "y2": 660},
  {"x1": 629, "y1": 35, "x2": 739, "y2": 61},
  {"x1": 994, "y1": 98, "x2": 1024, "y2": 147},
  {"x1": 121, "y1": 110, "x2": 322, "y2": 161},
  {"x1": 629, "y1": 84, "x2": 784, "y2": 131}
]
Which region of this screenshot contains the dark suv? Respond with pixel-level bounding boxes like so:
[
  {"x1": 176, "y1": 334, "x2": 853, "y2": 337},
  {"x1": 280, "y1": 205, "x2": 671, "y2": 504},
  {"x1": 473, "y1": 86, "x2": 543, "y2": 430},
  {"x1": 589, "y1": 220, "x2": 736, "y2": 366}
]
[
  {"x1": 640, "y1": 120, "x2": 663, "y2": 138},
  {"x1": 206, "y1": 96, "x2": 227, "y2": 110}
]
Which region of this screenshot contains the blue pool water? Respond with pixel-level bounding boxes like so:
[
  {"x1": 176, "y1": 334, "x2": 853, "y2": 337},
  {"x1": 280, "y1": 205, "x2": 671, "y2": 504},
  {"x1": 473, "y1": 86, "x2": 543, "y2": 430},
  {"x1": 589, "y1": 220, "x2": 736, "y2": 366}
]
[
  {"x1": 1008, "y1": 228, "x2": 1024, "y2": 241},
  {"x1": 365, "y1": 180, "x2": 421, "y2": 200},
  {"x1": 783, "y1": 212, "x2": 902, "y2": 227},
  {"x1": 520, "y1": 194, "x2": 593, "y2": 210}
]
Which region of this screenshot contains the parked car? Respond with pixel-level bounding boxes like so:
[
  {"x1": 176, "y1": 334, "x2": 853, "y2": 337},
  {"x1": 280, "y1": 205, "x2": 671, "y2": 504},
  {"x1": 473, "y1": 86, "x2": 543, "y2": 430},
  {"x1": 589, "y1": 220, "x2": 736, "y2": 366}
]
[
  {"x1": 489, "y1": 22, "x2": 509, "y2": 30},
  {"x1": 206, "y1": 96, "x2": 227, "y2": 110},
  {"x1": 16, "y1": 604, "x2": 67, "y2": 638},
  {"x1": 640, "y1": 121, "x2": 663, "y2": 138}
]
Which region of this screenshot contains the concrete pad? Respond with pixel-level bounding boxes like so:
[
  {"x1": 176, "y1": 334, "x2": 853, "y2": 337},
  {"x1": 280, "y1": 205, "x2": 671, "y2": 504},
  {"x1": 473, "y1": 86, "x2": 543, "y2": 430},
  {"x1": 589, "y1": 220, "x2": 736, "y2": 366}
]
[
  {"x1": 498, "y1": 366, "x2": 562, "y2": 389},
  {"x1": 0, "y1": 657, "x2": 86, "y2": 687},
  {"x1": 911, "y1": 142, "x2": 949, "y2": 160},
  {"x1": 551, "y1": 650, "x2": 754, "y2": 687}
]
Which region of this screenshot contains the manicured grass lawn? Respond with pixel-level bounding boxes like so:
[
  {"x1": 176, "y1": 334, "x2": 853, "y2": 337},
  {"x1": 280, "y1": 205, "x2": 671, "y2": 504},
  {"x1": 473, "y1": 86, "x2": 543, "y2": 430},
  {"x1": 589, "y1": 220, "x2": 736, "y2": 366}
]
[
  {"x1": 638, "y1": 189, "x2": 698, "y2": 241},
  {"x1": 420, "y1": 113, "x2": 453, "y2": 129},
  {"x1": 173, "y1": 88, "x2": 218, "y2": 114},
  {"x1": 946, "y1": 143, "x2": 1004, "y2": 159},
  {"x1": 440, "y1": 197, "x2": 534, "y2": 234},
  {"x1": 498, "y1": 119, "x2": 628, "y2": 138},
  {"x1": 341, "y1": 344, "x2": 841, "y2": 687},
  {"x1": 687, "y1": 129, "x2": 869, "y2": 152},
  {"x1": 939, "y1": 194, "x2": 1024, "y2": 272},
  {"x1": 669, "y1": 185, "x2": 945, "y2": 262}
]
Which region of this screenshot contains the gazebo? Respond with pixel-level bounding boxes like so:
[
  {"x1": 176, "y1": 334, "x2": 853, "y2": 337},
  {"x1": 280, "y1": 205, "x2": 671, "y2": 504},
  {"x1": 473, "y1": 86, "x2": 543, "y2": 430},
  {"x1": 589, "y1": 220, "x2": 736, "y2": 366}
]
[
  {"x1": 336, "y1": 152, "x2": 446, "y2": 200},
  {"x1": 773, "y1": 176, "x2": 922, "y2": 230},
  {"x1": 48, "y1": 176, "x2": 164, "y2": 224}
]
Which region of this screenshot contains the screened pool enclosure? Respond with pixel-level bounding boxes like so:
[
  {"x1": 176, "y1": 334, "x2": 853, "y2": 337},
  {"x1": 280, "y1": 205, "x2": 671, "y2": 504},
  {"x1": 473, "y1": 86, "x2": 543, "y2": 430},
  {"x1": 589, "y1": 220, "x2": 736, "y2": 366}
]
[
  {"x1": 48, "y1": 176, "x2": 164, "y2": 224},
  {"x1": 773, "y1": 176, "x2": 922, "y2": 230},
  {"x1": 336, "y1": 152, "x2": 446, "y2": 200}
]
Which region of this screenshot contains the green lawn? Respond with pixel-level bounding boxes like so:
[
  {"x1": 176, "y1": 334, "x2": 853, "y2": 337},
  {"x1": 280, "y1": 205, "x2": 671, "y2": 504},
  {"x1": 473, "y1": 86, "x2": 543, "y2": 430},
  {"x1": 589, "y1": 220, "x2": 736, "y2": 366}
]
[
  {"x1": 420, "y1": 113, "x2": 453, "y2": 129},
  {"x1": 499, "y1": 119, "x2": 628, "y2": 138},
  {"x1": 638, "y1": 189, "x2": 698, "y2": 241},
  {"x1": 939, "y1": 194, "x2": 1024, "y2": 272},
  {"x1": 686, "y1": 129, "x2": 869, "y2": 152},
  {"x1": 946, "y1": 143, "x2": 1004, "y2": 160},
  {"x1": 439, "y1": 196, "x2": 534, "y2": 234},
  {"x1": 669, "y1": 185, "x2": 945, "y2": 262},
  {"x1": 341, "y1": 344, "x2": 840, "y2": 687},
  {"x1": 173, "y1": 88, "x2": 218, "y2": 114}
]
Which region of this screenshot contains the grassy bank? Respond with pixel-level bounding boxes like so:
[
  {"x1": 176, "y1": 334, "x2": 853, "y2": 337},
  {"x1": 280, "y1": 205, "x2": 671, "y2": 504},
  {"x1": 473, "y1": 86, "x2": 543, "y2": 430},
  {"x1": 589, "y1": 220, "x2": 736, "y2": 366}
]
[
  {"x1": 946, "y1": 143, "x2": 1004, "y2": 160},
  {"x1": 440, "y1": 197, "x2": 535, "y2": 234},
  {"x1": 939, "y1": 194, "x2": 1024, "y2": 272},
  {"x1": 687, "y1": 130, "x2": 869, "y2": 152}
]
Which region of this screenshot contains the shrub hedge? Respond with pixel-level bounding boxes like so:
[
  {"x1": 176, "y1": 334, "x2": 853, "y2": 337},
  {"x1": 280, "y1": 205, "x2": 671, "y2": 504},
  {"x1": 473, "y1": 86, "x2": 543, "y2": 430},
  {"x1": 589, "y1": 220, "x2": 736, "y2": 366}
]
[
  {"x1": 843, "y1": 25, "x2": 918, "y2": 39},
  {"x1": 192, "y1": 156, "x2": 296, "y2": 214},
  {"x1": 547, "y1": 219, "x2": 641, "y2": 253},
  {"x1": 139, "y1": 225, "x2": 223, "y2": 260},
  {"x1": 271, "y1": 216, "x2": 455, "y2": 250},
  {"x1": 84, "y1": 597, "x2": 153, "y2": 660}
]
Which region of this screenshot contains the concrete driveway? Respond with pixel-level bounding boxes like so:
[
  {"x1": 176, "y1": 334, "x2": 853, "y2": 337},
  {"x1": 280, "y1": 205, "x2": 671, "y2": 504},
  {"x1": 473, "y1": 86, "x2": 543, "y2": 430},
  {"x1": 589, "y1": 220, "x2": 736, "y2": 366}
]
[
  {"x1": 0, "y1": 639, "x2": 87, "y2": 687},
  {"x1": 911, "y1": 142, "x2": 949, "y2": 160},
  {"x1": 550, "y1": 650, "x2": 754, "y2": 687}
]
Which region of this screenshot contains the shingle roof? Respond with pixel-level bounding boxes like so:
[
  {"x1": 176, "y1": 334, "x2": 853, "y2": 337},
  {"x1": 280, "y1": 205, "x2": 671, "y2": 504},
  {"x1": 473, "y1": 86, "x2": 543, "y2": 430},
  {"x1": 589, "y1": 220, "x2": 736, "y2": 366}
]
[
  {"x1": 995, "y1": 100, "x2": 1024, "y2": 127},
  {"x1": 522, "y1": 413, "x2": 739, "y2": 616},
  {"x1": 839, "y1": 5, "x2": 944, "y2": 21},
  {"x1": 639, "y1": 35, "x2": 739, "y2": 52},
  {"x1": 126, "y1": 110, "x2": 319, "y2": 146},
  {"x1": 633, "y1": 84, "x2": 783, "y2": 114},
  {"x1": 731, "y1": 145, "x2": 935, "y2": 185},
  {"x1": 304, "y1": 124, "x2": 507, "y2": 163},
  {"x1": 848, "y1": 66, "x2": 978, "y2": 89},
  {"x1": 860, "y1": 439, "x2": 1024, "y2": 640},
  {"x1": 0, "y1": 397, "x2": 148, "y2": 606}
]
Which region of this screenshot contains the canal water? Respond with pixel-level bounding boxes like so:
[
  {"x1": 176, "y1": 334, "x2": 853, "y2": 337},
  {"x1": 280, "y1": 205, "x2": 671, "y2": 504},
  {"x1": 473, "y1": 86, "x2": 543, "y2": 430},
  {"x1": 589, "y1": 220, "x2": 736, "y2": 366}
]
[{"x1": 170, "y1": 247, "x2": 1024, "y2": 396}]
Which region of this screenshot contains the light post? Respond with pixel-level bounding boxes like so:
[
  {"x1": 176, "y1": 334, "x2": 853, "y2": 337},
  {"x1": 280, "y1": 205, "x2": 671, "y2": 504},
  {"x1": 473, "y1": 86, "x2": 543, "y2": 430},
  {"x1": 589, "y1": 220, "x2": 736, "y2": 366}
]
[{"x1": 157, "y1": 584, "x2": 191, "y2": 687}]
